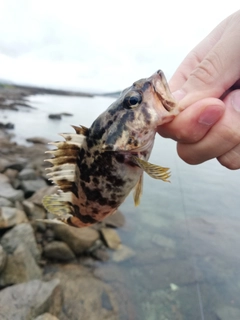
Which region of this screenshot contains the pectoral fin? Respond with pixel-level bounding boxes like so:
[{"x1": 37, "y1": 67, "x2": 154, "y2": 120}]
[
  {"x1": 131, "y1": 156, "x2": 171, "y2": 182},
  {"x1": 133, "y1": 173, "x2": 143, "y2": 206}
]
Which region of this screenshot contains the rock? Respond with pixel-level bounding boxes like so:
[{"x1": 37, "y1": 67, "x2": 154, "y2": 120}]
[
  {"x1": 112, "y1": 244, "x2": 135, "y2": 262},
  {"x1": 1, "y1": 223, "x2": 41, "y2": 261},
  {"x1": 215, "y1": 306, "x2": 240, "y2": 320},
  {"x1": 0, "y1": 279, "x2": 61, "y2": 320},
  {"x1": 151, "y1": 233, "x2": 176, "y2": 249},
  {"x1": 19, "y1": 168, "x2": 37, "y2": 180},
  {"x1": 22, "y1": 200, "x2": 46, "y2": 220},
  {"x1": 0, "y1": 207, "x2": 28, "y2": 228},
  {"x1": 0, "y1": 244, "x2": 42, "y2": 286},
  {"x1": 44, "y1": 264, "x2": 119, "y2": 320},
  {"x1": 0, "y1": 245, "x2": 7, "y2": 273},
  {"x1": 0, "y1": 180, "x2": 24, "y2": 201},
  {"x1": 43, "y1": 241, "x2": 75, "y2": 261},
  {"x1": 92, "y1": 248, "x2": 110, "y2": 261},
  {"x1": 0, "y1": 158, "x2": 9, "y2": 172},
  {"x1": 0, "y1": 197, "x2": 13, "y2": 207},
  {"x1": 0, "y1": 173, "x2": 10, "y2": 183},
  {"x1": 53, "y1": 224, "x2": 100, "y2": 255},
  {"x1": 101, "y1": 228, "x2": 121, "y2": 250},
  {"x1": 26, "y1": 137, "x2": 51, "y2": 144},
  {"x1": 103, "y1": 210, "x2": 125, "y2": 228},
  {"x1": 34, "y1": 314, "x2": 59, "y2": 320},
  {"x1": 60, "y1": 112, "x2": 73, "y2": 116},
  {"x1": 28, "y1": 186, "x2": 57, "y2": 206},
  {"x1": 5, "y1": 157, "x2": 28, "y2": 171},
  {"x1": 48, "y1": 114, "x2": 62, "y2": 120},
  {"x1": 0, "y1": 122, "x2": 14, "y2": 129},
  {"x1": 21, "y1": 179, "x2": 47, "y2": 197},
  {"x1": 4, "y1": 168, "x2": 19, "y2": 182}
]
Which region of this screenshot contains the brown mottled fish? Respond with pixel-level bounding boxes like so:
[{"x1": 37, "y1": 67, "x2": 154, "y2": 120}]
[{"x1": 42, "y1": 70, "x2": 179, "y2": 227}]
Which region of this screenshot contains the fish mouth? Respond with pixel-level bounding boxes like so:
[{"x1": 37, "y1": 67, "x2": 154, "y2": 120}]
[{"x1": 152, "y1": 70, "x2": 176, "y2": 112}]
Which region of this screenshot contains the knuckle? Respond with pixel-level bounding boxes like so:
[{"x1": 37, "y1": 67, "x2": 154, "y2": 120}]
[
  {"x1": 177, "y1": 144, "x2": 201, "y2": 165},
  {"x1": 189, "y1": 50, "x2": 223, "y2": 87}
]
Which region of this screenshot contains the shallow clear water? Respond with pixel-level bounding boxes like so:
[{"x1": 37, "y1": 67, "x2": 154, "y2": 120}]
[{"x1": 3, "y1": 94, "x2": 240, "y2": 319}]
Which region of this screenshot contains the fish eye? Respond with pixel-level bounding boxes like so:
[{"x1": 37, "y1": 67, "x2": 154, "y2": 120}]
[{"x1": 123, "y1": 92, "x2": 142, "y2": 109}]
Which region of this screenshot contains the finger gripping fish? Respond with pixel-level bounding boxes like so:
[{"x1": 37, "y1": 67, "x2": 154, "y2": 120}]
[{"x1": 42, "y1": 70, "x2": 179, "y2": 227}]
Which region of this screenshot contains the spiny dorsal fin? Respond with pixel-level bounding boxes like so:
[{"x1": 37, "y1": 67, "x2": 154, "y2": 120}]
[{"x1": 43, "y1": 125, "x2": 88, "y2": 221}]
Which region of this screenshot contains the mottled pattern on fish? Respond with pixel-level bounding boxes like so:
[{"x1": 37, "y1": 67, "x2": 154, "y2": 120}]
[{"x1": 42, "y1": 70, "x2": 179, "y2": 227}]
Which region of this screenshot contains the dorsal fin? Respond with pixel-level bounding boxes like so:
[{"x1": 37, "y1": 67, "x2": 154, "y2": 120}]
[{"x1": 43, "y1": 125, "x2": 88, "y2": 223}]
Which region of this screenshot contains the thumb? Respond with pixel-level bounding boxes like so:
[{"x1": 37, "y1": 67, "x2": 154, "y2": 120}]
[{"x1": 175, "y1": 13, "x2": 240, "y2": 110}]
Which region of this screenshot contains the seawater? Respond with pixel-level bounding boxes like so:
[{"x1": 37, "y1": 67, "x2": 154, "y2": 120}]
[{"x1": 3, "y1": 94, "x2": 240, "y2": 319}]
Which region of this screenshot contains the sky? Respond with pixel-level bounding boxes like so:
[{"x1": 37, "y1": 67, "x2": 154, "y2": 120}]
[{"x1": 0, "y1": 0, "x2": 239, "y2": 92}]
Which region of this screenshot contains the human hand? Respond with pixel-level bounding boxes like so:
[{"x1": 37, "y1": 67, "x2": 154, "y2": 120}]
[{"x1": 158, "y1": 10, "x2": 240, "y2": 169}]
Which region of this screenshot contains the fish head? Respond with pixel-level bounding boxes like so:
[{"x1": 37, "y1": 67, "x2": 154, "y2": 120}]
[{"x1": 90, "y1": 70, "x2": 177, "y2": 157}]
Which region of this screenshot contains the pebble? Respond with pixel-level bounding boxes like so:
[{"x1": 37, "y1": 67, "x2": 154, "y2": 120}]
[
  {"x1": 112, "y1": 244, "x2": 136, "y2": 262},
  {"x1": 0, "y1": 180, "x2": 24, "y2": 201},
  {"x1": 0, "y1": 197, "x2": 13, "y2": 207}
]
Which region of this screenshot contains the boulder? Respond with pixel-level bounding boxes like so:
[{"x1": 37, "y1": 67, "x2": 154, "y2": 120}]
[
  {"x1": 0, "y1": 207, "x2": 28, "y2": 229},
  {"x1": 0, "y1": 279, "x2": 61, "y2": 320},
  {"x1": 53, "y1": 225, "x2": 100, "y2": 255},
  {"x1": 0, "y1": 244, "x2": 42, "y2": 286},
  {"x1": 43, "y1": 241, "x2": 75, "y2": 261},
  {"x1": 0, "y1": 223, "x2": 41, "y2": 261}
]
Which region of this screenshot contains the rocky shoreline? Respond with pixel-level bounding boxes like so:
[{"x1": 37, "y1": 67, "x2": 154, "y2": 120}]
[{"x1": 0, "y1": 88, "x2": 135, "y2": 320}]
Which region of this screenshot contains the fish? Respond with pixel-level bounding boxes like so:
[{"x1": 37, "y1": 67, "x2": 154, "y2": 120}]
[{"x1": 42, "y1": 70, "x2": 179, "y2": 228}]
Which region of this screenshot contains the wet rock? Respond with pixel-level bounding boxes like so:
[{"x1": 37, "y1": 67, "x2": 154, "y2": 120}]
[
  {"x1": 0, "y1": 223, "x2": 41, "y2": 261},
  {"x1": 103, "y1": 210, "x2": 125, "y2": 228},
  {"x1": 19, "y1": 167, "x2": 37, "y2": 180},
  {"x1": 53, "y1": 225, "x2": 100, "y2": 255},
  {"x1": 0, "y1": 245, "x2": 7, "y2": 273},
  {"x1": 26, "y1": 137, "x2": 51, "y2": 144},
  {"x1": 0, "y1": 180, "x2": 24, "y2": 201},
  {"x1": 43, "y1": 241, "x2": 75, "y2": 261},
  {"x1": 21, "y1": 179, "x2": 47, "y2": 197},
  {"x1": 215, "y1": 306, "x2": 240, "y2": 320},
  {"x1": 28, "y1": 186, "x2": 57, "y2": 206},
  {"x1": 44, "y1": 264, "x2": 118, "y2": 320},
  {"x1": 92, "y1": 248, "x2": 110, "y2": 261},
  {"x1": 48, "y1": 114, "x2": 62, "y2": 120},
  {"x1": 34, "y1": 314, "x2": 59, "y2": 320},
  {"x1": 112, "y1": 244, "x2": 135, "y2": 262},
  {"x1": 0, "y1": 244, "x2": 42, "y2": 286},
  {"x1": 0, "y1": 207, "x2": 28, "y2": 228},
  {"x1": 101, "y1": 227, "x2": 121, "y2": 250},
  {"x1": 0, "y1": 279, "x2": 61, "y2": 320},
  {"x1": 0, "y1": 197, "x2": 13, "y2": 207},
  {"x1": 22, "y1": 200, "x2": 46, "y2": 220}
]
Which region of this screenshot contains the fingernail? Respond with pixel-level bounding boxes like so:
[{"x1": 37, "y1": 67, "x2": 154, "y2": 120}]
[
  {"x1": 198, "y1": 106, "x2": 224, "y2": 126},
  {"x1": 231, "y1": 90, "x2": 240, "y2": 112},
  {"x1": 172, "y1": 89, "x2": 186, "y2": 101}
]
